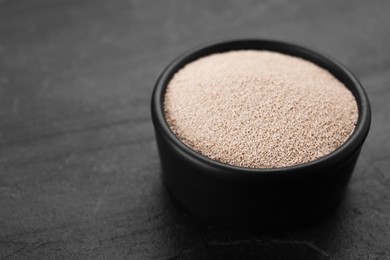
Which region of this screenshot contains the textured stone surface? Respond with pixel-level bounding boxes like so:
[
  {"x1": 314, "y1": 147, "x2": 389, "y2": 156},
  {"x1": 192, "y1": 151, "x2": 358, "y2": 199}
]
[{"x1": 0, "y1": 0, "x2": 389, "y2": 259}]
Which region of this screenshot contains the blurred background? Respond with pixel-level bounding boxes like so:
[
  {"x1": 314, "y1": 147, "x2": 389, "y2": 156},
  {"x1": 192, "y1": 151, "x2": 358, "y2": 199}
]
[{"x1": 0, "y1": 0, "x2": 389, "y2": 259}]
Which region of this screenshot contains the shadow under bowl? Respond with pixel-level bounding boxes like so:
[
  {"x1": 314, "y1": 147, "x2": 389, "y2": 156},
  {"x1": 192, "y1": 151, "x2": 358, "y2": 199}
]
[{"x1": 151, "y1": 39, "x2": 371, "y2": 230}]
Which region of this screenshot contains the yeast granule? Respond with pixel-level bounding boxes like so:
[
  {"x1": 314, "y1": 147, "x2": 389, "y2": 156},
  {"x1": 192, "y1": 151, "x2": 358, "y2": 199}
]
[{"x1": 164, "y1": 50, "x2": 358, "y2": 168}]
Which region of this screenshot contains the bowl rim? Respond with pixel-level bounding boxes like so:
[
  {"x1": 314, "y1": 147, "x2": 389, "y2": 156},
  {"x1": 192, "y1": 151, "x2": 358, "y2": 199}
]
[{"x1": 151, "y1": 39, "x2": 371, "y2": 178}]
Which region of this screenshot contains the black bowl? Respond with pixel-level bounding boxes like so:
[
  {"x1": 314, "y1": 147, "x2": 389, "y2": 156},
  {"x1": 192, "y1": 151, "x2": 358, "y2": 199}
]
[{"x1": 151, "y1": 39, "x2": 371, "y2": 230}]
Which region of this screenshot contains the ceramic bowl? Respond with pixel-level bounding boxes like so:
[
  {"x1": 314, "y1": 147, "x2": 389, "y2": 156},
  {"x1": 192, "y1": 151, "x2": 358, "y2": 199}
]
[{"x1": 151, "y1": 39, "x2": 371, "y2": 230}]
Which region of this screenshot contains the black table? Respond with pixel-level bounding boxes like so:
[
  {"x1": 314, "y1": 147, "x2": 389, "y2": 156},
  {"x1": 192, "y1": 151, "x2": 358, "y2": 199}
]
[{"x1": 1, "y1": 1, "x2": 389, "y2": 259}]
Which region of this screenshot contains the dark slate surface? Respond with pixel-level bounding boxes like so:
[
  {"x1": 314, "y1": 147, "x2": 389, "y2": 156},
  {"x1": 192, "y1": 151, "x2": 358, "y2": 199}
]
[{"x1": 0, "y1": 0, "x2": 389, "y2": 259}]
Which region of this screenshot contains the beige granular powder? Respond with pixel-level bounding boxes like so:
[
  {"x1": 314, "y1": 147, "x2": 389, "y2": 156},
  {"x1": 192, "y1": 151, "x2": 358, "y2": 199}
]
[{"x1": 164, "y1": 50, "x2": 358, "y2": 168}]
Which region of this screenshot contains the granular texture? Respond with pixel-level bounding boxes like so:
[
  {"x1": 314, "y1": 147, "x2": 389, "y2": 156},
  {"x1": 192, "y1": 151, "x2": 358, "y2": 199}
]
[{"x1": 164, "y1": 50, "x2": 358, "y2": 168}]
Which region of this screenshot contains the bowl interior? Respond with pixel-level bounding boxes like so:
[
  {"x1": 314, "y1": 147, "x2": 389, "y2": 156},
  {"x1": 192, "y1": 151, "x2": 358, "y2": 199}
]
[{"x1": 152, "y1": 39, "x2": 371, "y2": 177}]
